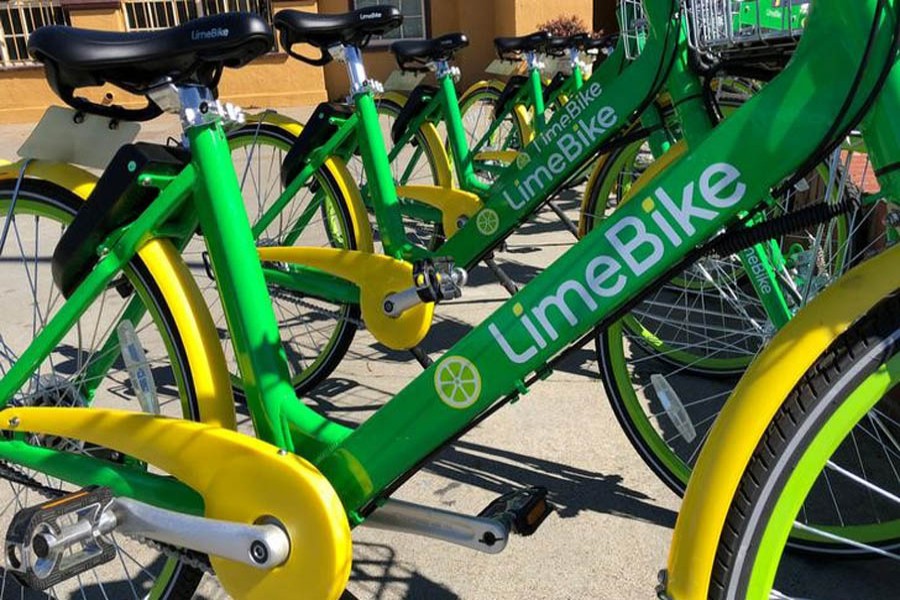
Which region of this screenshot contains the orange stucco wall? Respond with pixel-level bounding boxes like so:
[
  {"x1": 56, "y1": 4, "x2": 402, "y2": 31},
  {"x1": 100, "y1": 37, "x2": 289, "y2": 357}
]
[
  {"x1": 0, "y1": 0, "x2": 592, "y2": 122},
  {"x1": 320, "y1": 0, "x2": 592, "y2": 100}
]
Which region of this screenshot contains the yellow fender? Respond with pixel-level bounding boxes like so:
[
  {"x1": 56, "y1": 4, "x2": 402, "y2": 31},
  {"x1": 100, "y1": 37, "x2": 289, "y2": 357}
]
[
  {"x1": 258, "y1": 247, "x2": 433, "y2": 350},
  {"x1": 322, "y1": 155, "x2": 376, "y2": 253},
  {"x1": 577, "y1": 152, "x2": 612, "y2": 237},
  {"x1": 621, "y1": 140, "x2": 687, "y2": 205},
  {"x1": 378, "y1": 91, "x2": 455, "y2": 188},
  {"x1": 577, "y1": 140, "x2": 687, "y2": 237},
  {"x1": 460, "y1": 79, "x2": 507, "y2": 101},
  {"x1": 244, "y1": 110, "x2": 304, "y2": 137},
  {"x1": 241, "y1": 114, "x2": 376, "y2": 253},
  {"x1": 0, "y1": 160, "x2": 237, "y2": 429},
  {"x1": 0, "y1": 159, "x2": 97, "y2": 201},
  {"x1": 0, "y1": 407, "x2": 351, "y2": 600},
  {"x1": 396, "y1": 184, "x2": 483, "y2": 238},
  {"x1": 666, "y1": 244, "x2": 900, "y2": 600}
]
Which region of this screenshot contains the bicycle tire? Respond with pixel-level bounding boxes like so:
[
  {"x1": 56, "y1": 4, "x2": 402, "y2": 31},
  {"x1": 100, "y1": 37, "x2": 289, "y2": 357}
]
[
  {"x1": 709, "y1": 291, "x2": 900, "y2": 599},
  {"x1": 589, "y1": 132, "x2": 875, "y2": 497},
  {"x1": 0, "y1": 178, "x2": 205, "y2": 599},
  {"x1": 457, "y1": 81, "x2": 528, "y2": 178}
]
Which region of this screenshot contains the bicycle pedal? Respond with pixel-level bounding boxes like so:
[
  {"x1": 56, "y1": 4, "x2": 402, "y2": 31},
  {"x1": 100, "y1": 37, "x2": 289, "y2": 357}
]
[
  {"x1": 6, "y1": 486, "x2": 116, "y2": 590},
  {"x1": 412, "y1": 258, "x2": 467, "y2": 303},
  {"x1": 478, "y1": 486, "x2": 554, "y2": 537}
]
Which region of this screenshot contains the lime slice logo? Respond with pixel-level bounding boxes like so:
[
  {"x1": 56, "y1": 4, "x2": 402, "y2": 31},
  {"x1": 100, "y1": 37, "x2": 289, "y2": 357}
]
[
  {"x1": 516, "y1": 152, "x2": 531, "y2": 169},
  {"x1": 434, "y1": 356, "x2": 482, "y2": 409},
  {"x1": 476, "y1": 209, "x2": 500, "y2": 236}
]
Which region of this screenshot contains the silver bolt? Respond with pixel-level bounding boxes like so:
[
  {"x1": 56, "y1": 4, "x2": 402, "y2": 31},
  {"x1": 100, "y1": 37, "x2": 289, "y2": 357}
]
[
  {"x1": 7, "y1": 416, "x2": 19, "y2": 428},
  {"x1": 249, "y1": 540, "x2": 268, "y2": 564},
  {"x1": 277, "y1": 449, "x2": 287, "y2": 456},
  {"x1": 456, "y1": 216, "x2": 469, "y2": 230}
]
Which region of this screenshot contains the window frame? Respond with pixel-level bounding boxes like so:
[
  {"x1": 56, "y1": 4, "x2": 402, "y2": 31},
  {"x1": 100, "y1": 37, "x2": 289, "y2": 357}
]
[
  {"x1": 121, "y1": 0, "x2": 273, "y2": 33},
  {"x1": 0, "y1": 0, "x2": 70, "y2": 69}
]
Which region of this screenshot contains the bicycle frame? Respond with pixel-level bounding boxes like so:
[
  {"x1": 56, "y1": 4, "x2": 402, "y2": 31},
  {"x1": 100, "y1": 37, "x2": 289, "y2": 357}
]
[
  {"x1": 0, "y1": 0, "x2": 890, "y2": 538},
  {"x1": 267, "y1": 9, "x2": 792, "y2": 336}
]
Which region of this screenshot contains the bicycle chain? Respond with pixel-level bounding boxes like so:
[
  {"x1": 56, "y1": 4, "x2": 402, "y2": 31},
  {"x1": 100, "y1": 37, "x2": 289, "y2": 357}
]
[
  {"x1": 0, "y1": 460, "x2": 214, "y2": 576},
  {"x1": 267, "y1": 285, "x2": 366, "y2": 328}
]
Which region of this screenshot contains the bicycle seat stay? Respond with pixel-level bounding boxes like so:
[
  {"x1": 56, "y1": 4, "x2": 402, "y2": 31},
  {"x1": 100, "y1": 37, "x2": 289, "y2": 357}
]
[{"x1": 27, "y1": 13, "x2": 273, "y2": 121}]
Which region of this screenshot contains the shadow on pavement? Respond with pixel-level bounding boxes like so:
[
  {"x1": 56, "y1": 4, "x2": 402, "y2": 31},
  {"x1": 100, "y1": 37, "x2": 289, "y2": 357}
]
[
  {"x1": 343, "y1": 542, "x2": 459, "y2": 600},
  {"x1": 424, "y1": 439, "x2": 677, "y2": 528}
]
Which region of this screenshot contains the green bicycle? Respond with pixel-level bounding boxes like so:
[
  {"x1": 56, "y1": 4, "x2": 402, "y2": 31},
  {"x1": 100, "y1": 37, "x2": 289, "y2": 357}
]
[{"x1": 0, "y1": 1, "x2": 897, "y2": 598}]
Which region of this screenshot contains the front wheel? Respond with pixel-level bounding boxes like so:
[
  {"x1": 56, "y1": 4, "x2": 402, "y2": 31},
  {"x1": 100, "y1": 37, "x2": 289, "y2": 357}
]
[
  {"x1": 457, "y1": 81, "x2": 528, "y2": 181},
  {"x1": 709, "y1": 291, "x2": 900, "y2": 599}
]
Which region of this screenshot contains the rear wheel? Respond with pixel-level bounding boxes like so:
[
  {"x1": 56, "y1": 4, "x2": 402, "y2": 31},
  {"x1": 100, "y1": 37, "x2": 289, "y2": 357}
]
[
  {"x1": 457, "y1": 82, "x2": 528, "y2": 182},
  {"x1": 590, "y1": 138, "x2": 885, "y2": 497},
  {"x1": 0, "y1": 178, "x2": 205, "y2": 598},
  {"x1": 710, "y1": 291, "x2": 900, "y2": 599}
]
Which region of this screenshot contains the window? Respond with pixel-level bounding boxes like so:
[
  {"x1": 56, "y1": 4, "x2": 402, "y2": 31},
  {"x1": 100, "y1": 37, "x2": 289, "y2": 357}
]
[
  {"x1": 0, "y1": 0, "x2": 69, "y2": 68},
  {"x1": 123, "y1": 0, "x2": 272, "y2": 32},
  {"x1": 353, "y1": 0, "x2": 426, "y2": 42}
]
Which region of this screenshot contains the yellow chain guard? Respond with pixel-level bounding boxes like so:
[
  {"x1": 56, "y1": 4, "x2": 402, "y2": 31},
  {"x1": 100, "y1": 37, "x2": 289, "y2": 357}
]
[
  {"x1": 396, "y1": 185, "x2": 483, "y2": 238},
  {"x1": 0, "y1": 407, "x2": 352, "y2": 600},
  {"x1": 258, "y1": 247, "x2": 434, "y2": 349}
]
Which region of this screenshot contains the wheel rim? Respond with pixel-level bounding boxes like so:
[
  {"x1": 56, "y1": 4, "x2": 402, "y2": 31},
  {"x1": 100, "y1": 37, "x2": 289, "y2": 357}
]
[
  {"x1": 745, "y1": 352, "x2": 900, "y2": 598},
  {"x1": 0, "y1": 187, "x2": 195, "y2": 598}
]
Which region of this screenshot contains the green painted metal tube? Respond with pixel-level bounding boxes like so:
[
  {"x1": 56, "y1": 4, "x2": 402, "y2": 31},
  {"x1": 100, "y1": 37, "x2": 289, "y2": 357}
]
[
  {"x1": 317, "y1": 0, "x2": 898, "y2": 513},
  {"x1": 355, "y1": 92, "x2": 412, "y2": 259},
  {"x1": 0, "y1": 441, "x2": 204, "y2": 514},
  {"x1": 186, "y1": 122, "x2": 351, "y2": 455}
]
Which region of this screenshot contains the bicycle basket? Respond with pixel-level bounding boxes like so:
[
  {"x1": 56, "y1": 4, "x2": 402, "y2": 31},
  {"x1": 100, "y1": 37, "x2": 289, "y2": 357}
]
[
  {"x1": 619, "y1": 0, "x2": 650, "y2": 60},
  {"x1": 683, "y1": 0, "x2": 808, "y2": 57}
]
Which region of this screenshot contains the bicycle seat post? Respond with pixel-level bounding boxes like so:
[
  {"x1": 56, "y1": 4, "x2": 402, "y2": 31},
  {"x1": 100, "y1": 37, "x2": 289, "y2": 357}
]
[
  {"x1": 331, "y1": 44, "x2": 383, "y2": 101},
  {"x1": 430, "y1": 58, "x2": 460, "y2": 82},
  {"x1": 146, "y1": 80, "x2": 244, "y2": 147},
  {"x1": 524, "y1": 50, "x2": 544, "y2": 73}
]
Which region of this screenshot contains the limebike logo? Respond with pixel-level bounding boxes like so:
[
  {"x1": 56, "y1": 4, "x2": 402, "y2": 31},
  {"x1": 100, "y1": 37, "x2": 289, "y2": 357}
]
[
  {"x1": 192, "y1": 28, "x2": 229, "y2": 41},
  {"x1": 503, "y1": 83, "x2": 615, "y2": 210},
  {"x1": 490, "y1": 163, "x2": 748, "y2": 364}
]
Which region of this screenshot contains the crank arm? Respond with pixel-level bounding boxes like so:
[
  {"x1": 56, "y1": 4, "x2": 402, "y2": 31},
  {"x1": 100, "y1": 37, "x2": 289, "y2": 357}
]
[
  {"x1": 384, "y1": 259, "x2": 468, "y2": 317},
  {"x1": 0, "y1": 407, "x2": 352, "y2": 600},
  {"x1": 362, "y1": 498, "x2": 508, "y2": 554},
  {"x1": 111, "y1": 497, "x2": 289, "y2": 569}
]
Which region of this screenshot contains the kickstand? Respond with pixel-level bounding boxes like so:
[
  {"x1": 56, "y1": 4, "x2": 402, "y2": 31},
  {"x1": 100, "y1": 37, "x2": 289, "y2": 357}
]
[
  {"x1": 546, "y1": 200, "x2": 580, "y2": 238},
  {"x1": 484, "y1": 257, "x2": 519, "y2": 296},
  {"x1": 410, "y1": 346, "x2": 433, "y2": 369}
]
